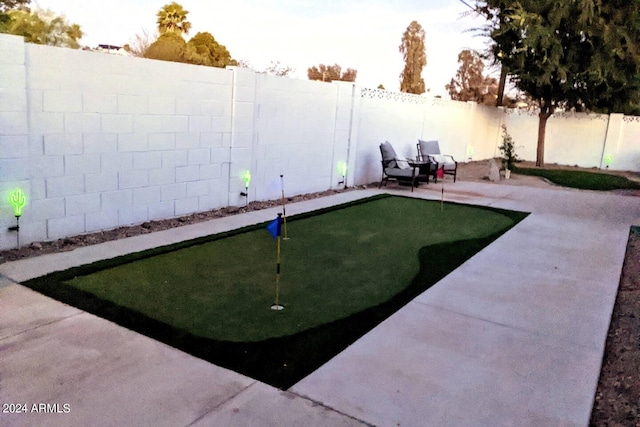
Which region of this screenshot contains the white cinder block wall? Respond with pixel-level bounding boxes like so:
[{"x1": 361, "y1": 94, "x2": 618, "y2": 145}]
[{"x1": 1, "y1": 34, "x2": 638, "y2": 249}]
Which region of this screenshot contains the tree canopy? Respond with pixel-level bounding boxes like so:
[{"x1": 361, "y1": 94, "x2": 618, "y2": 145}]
[
  {"x1": 476, "y1": 0, "x2": 640, "y2": 166},
  {"x1": 307, "y1": 64, "x2": 357, "y2": 82},
  {"x1": 399, "y1": 20, "x2": 427, "y2": 94},
  {"x1": 145, "y1": 31, "x2": 237, "y2": 68},
  {"x1": 446, "y1": 49, "x2": 498, "y2": 105},
  {"x1": 157, "y1": 2, "x2": 191, "y2": 35},
  {"x1": 144, "y1": 31, "x2": 186, "y2": 63},
  {"x1": 1, "y1": 8, "x2": 82, "y2": 48},
  {"x1": 186, "y1": 31, "x2": 236, "y2": 67},
  {"x1": 0, "y1": 0, "x2": 28, "y2": 25}
]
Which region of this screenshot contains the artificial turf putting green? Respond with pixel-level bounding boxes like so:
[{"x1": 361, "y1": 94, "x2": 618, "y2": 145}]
[{"x1": 23, "y1": 195, "x2": 528, "y2": 388}]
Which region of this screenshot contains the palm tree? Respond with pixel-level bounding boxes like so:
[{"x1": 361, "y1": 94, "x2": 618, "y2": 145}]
[{"x1": 156, "y1": 2, "x2": 191, "y2": 36}]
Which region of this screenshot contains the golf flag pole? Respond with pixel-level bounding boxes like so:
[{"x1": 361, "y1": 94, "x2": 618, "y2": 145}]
[
  {"x1": 437, "y1": 166, "x2": 445, "y2": 211},
  {"x1": 280, "y1": 174, "x2": 289, "y2": 240},
  {"x1": 267, "y1": 213, "x2": 284, "y2": 311}
]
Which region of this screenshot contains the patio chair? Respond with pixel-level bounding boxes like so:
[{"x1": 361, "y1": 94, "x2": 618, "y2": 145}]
[
  {"x1": 417, "y1": 139, "x2": 458, "y2": 182},
  {"x1": 379, "y1": 141, "x2": 426, "y2": 191}
]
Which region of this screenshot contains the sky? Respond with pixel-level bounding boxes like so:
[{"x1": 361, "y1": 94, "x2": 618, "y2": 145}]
[{"x1": 32, "y1": 0, "x2": 491, "y2": 96}]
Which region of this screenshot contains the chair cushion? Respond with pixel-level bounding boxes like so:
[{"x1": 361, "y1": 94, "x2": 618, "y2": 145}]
[
  {"x1": 381, "y1": 141, "x2": 412, "y2": 169},
  {"x1": 395, "y1": 159, "x2": 411, "y2": 169},
  {"x1": 418, "y1": 139, "x2": 441, "y2": 155},
  {"x1": 431, "y1": 154, "x2": 455, "y2": 166},
  {"x1": 384, "y1": 167, "x2": 415, "y2": 179},
  {"x1": 380, "y1": 141, "x2": 399, "y2": 168}
]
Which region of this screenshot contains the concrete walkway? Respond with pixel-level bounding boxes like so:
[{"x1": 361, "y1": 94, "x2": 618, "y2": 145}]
[{"x1": 0, "y1": 182, "x2": 638, "y2": 426}]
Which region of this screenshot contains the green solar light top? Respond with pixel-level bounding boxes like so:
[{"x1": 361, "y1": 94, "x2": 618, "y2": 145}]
[
  {"x1": 242, "y1": 170, "x2": 251, "y2": 187},
  {"x1": 9, "y1": 188, "x2": 27, "y2": 217},
  {"x1": 338, "y1": 161, "x2": 347, "y2": 176}
]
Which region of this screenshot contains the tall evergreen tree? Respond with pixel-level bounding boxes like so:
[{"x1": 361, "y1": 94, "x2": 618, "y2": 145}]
[
  {"x1": 156, "y1": 2, "x2": 191, "y2": 36},
  {"x1": 399, "y1": 20, "x2": 427, "y2": 94},
  {"x1": 477, "y1": 0, "x2": 640, "y2": 166}
]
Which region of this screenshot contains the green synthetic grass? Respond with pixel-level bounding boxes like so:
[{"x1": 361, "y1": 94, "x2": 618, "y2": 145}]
[
  {"x1": 514, "y1": 166, "x2": 640, "y2": 191},
  {"x1": 23, "y1": 195, "x2": 528, "y2": 388}
]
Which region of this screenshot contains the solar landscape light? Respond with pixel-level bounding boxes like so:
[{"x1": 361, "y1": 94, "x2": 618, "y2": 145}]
[
  {"x1": 337, "y1": 161, "x2": 348, "y2": 188},
  {"x1": 240, "y1": 170, "x2": 251, "y2": 205},
  {"x1": 8, "y1": 188, "x2": 27, "y2": 246}
]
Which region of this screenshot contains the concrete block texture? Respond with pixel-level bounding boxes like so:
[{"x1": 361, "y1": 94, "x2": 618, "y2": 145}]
[
  {"x1": 132, "y1": 186, "x2": 161, "y2": 205},
  {"x1": 0, "y1": 135, "x2": 28, "y2": 159},
  {"x1": 0, "y1": 88, "x2": 27, "y2": 112},
  {"x1": 176, "y1": 165, "x2": 200, "y2": 183},
  {"x1": 149, "y1": 133, "x2": 176, "y2": 151},
  {"x1": 161, "y1": 182, "x2": 187, "y2": 201},
  {"x1": 28, "y1": 197, "x2": 65, "y2": 221},
  {"x1": 85, "y1": 172, "x2": 118, "y2": 193},
  {"x1": 175, "y1": 196, "x2": 199, "y2": 215},
  {"x1": 118, "y1": 205, "x2": 149, "y2": 226},
  {"x1": 101, "y1": 114, "x2": 133, "y2": 133},
  {"x1": 0, "y1": 111, "x2": 28, "y2": 134},
  {"x1": 43, "y1": 90, "x2": 82, "y2": 113},
  {"x1": 83, "y1": 133, "x2": 117, "y2": 154},
  {"x1": 0, "y1": 34, "x2": 25, "y2": 65},
  {"x1": 47, "y1": 214, "x2": 85, "y2": 240},
  {"x1": 117, "y1": 133, "x2": 149, "y2": 152},
  {"x1": 44, "y1": 133, "x2": 83, "y2": 156},
  {"x1": 118, "y1": 94, "x2": 148, "y2": 114},
  {"x1": 64, "y1": 154, "x2": 101, "y2": 176},
  {"x1": 83, "y1": 92, "x2": 118, "y2": 114},
  {"x1": 86, "y1": 209, "x2": 119, "y2": 231},
  {"x1": 118, "y1": 169, "x2": 149, "y2": 189},
  {"x1": 64, "y1": 113, "x2": 101, "y2": 133},
  {"x1": 45, "y1": 175, "x2": 84, "y2": 198},
  {"x1": 64, "y1": 193, "x2": 101, "y2": 216},
  {"x1": 101, "y1": 189, "x2": 133, "y2": 210},
  {"x1": 133, "y1": 151, "x2": 162, "y2": 170}
]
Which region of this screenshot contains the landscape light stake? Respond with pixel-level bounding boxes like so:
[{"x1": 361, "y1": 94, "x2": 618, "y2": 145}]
[
  {"x1": 269, "y1": 213, "x2": 284, "y2": 311},
  {"x1": 603, "y1": 154, "x2": 613, "y2": 169},
  {"x1": 280, "y1": 174, "x2": 289, "y2": 240},
  {"x1": 240, "y1": 170, "x2": 251, "y2": 205},
  {"x1": 437, "y1": 167, "x2": 445, "y2": 211},
  {"x1": 337, "y1": 161, "x2": 348, "y2": 188},
  {"x1": 8, "y1": 188, "x2": 27, "y2": 247}
]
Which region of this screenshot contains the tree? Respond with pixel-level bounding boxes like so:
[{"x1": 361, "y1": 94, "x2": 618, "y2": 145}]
[
  {"x1": 145, "y1": 31, "x2": 238, "y2": 69},
  {"x1": 156, "y1": 2, "x2": 191, "y2": 36},
  {"x1": 0, "y1": 0, "x2": 28, "y2": 28},
  {"x1": 399, "y1": 20, "x2": 426, "y2": 94},
  {"x1": 186, "y1": 31, "x2": 236, "y2": 68},
  {"x1": 446, "y1": 49, "x2": 498, "y2": 105},
  {"x1": 2, "y1": 8, "x2": 82, "y2": 48},
  {"x1": 144, "y1": 31, "x2": 187, "y2": 63},
  {"x1": 476, "y1": 0, "x2": 640, "y2": 166},
  {"x1": 307, "y1": 64, "x2": 357, "y2": 82}
]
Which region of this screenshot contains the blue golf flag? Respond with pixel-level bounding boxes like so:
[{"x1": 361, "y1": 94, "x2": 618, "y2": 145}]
[{"x1": 266, "y1": 216, "x2": 281, "y2": 240}]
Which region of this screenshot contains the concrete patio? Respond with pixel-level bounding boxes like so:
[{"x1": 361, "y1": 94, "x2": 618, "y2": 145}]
[{"x1": 1, "y1": 181, "x2": 638, "y2": 426}]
